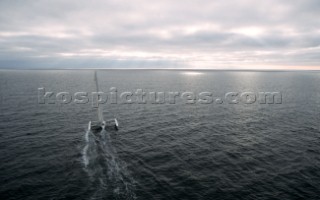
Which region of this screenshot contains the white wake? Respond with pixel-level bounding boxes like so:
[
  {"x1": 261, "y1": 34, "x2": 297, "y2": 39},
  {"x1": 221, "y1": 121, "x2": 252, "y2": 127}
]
[{"x1": 81, "y1": 122, "x2": 136, "y2": 199}]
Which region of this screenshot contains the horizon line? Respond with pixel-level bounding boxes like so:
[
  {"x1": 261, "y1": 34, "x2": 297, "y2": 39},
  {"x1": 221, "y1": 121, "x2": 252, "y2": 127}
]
[{"x1": 1, "y1": 67, "x2": 320, "y2": 72}]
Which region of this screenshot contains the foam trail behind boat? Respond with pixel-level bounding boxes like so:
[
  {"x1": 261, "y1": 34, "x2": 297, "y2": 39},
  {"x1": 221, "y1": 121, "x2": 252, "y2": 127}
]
[
  {"x1": 82, "y1": 125, "x2": 136, "y2": 199},
  {"x1": 82, "y1": 122, "x2": 91, "y2": 168}
]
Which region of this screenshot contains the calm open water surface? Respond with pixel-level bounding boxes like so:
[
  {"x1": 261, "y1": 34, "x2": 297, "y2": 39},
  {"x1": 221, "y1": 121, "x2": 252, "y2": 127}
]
[{"x1": 0, "y1": 70, "x2": 320, "y2": 199}]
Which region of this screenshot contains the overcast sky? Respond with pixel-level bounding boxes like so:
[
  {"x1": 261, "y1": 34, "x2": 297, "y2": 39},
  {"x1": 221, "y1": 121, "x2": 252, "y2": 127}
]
[{"x1": 0, "y1": 0, "x2": 319, "y2": 69}]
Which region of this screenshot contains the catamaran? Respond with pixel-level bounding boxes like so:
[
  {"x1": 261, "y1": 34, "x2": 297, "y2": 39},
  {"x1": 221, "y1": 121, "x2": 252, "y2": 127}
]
[{"x1": 89, "y1": 71, "x2": 119, "y2": 133}]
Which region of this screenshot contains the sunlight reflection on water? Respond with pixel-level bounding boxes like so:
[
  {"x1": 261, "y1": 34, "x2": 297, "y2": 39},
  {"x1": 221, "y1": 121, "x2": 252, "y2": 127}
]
[{"x1": 181, "y1": 71, "x2": 203, "y2": 76}]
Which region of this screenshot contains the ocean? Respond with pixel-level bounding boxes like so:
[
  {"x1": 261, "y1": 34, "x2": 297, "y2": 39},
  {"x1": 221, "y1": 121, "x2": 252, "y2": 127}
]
[{"x1": 0, "y1": 70, "x2": 320, "y2": 199}]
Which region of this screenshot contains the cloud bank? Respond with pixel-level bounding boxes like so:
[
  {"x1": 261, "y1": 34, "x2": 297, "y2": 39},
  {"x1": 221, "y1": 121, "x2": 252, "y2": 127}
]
[{"x1": 0, "y1": 0, "x2": 319, "y2": 69}]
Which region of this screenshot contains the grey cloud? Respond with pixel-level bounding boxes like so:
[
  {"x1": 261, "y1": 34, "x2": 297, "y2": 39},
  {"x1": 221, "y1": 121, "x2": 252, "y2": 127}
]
[{"x1": 0, "y1": 0, "x2": 319, "y2": 69}]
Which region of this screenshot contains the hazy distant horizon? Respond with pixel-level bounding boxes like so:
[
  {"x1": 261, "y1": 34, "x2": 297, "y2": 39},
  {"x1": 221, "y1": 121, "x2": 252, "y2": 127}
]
[{"x1": 1, "y1": 67, "x2": 320, "y2": 71}]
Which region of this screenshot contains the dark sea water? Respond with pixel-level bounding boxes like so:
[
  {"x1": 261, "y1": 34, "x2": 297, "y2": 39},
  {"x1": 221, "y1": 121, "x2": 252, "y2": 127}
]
[{"x1": 0, "y1": 70, "x2": 320, "y2": 200}]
